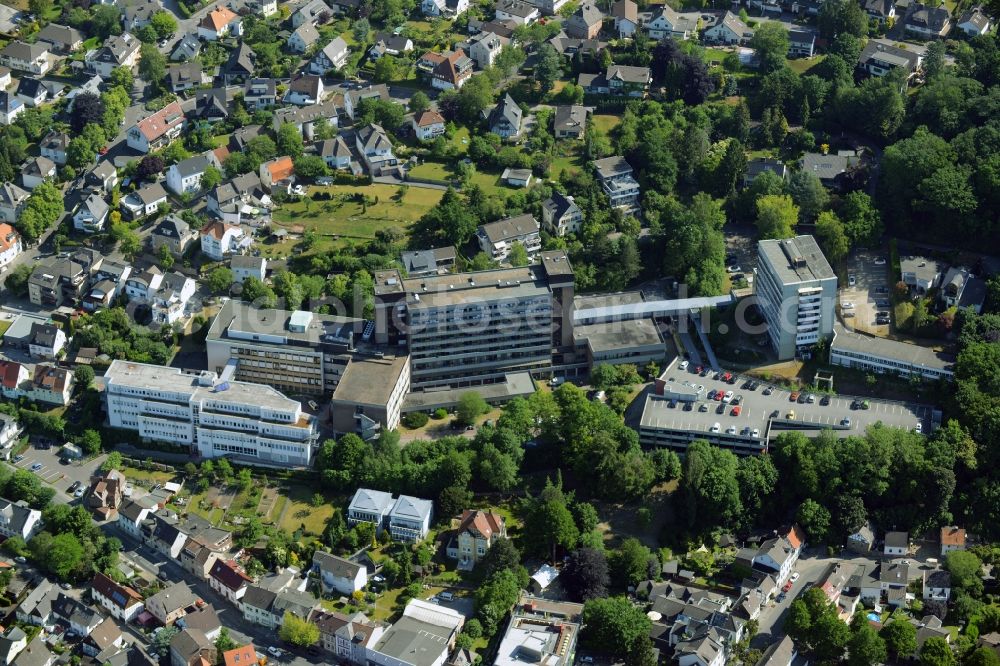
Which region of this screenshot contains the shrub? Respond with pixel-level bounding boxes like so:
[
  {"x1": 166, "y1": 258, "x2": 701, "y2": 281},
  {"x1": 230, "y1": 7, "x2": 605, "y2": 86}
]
[
  {"x1": 432, "y1": 408, "x2": 448, "y2": 420},
  {"x1": 404, "y1": 412, "x2": 429, "y2": 429}
]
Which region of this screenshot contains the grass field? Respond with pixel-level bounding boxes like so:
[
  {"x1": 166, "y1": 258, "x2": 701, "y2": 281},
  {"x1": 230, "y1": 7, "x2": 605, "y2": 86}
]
[
  {"x1": 122, "y1": 466, "x2": 176, "y2": 484},
  {"x1": 278, "y1": 485, "x2": 338, "y2": 536},
  {"x1": 268, "y1": 184, "x2": 444, "y2": 252},
  {"x1": 0, "y1": 321, "x2": 11, "y2": 337},
  {"x1": 787, "y1": 55, "x2": 826, "y2": 74},
  {"x1": 591, "y1": 114, "x2": 622, "y2": 135}
]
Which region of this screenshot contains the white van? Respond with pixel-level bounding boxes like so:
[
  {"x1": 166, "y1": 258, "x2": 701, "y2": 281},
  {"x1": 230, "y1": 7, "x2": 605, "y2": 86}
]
[{"x1": 439, "y1": 591, "x2": 454, "y2": 602}]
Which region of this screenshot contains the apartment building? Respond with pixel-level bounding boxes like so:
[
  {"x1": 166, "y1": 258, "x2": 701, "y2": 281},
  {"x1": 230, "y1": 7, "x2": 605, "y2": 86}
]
[
  {"x1": 495, "y1": 596, "x2": 582, "y2": 666},
  {"x1": 101, "y1": 360, "x2": 318, "y2": 467},
  {"x1": 373, "y1": 250, "x2": 576, "y2": 391},
  {"x1": 476, "y1": 214, "x2": 541, "y2": 261},
  {"x1": 592, "y1": 156, "x2": 640, "y2": 215},
  {"x1": 755, "y1": 235, "x2": 837, "y2": 361},
  {"x1": 541, "y1": 192, "x2": 583, "y2": 236}
]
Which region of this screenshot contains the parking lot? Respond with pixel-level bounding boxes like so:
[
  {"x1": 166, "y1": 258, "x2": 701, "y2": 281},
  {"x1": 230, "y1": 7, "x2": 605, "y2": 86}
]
[
  {"x1": 840, "y1": 251, "x2": 892, "y2": 335},
  {"x1": 640, "y1": 358, "x2": 933, "y2": 448},
  {"x1": 8, "y1": 445, "x2": 105, "y2": 500}
]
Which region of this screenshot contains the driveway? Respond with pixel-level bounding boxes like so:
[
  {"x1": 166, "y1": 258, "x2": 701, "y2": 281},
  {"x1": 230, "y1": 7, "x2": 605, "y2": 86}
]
[{"x1": 839, "y1": 250, "x2": 891, "y2": 335}]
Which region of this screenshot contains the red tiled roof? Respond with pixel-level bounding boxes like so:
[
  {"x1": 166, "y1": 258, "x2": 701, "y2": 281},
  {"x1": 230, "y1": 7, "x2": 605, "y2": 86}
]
[
  {"x1": 266, "y1": 156, "x2": 295, "y2": 182},
  {"x1": 941, "y1": 526, "x2": 966, "y2": 546},
  {"x1": 209, "y1": 559, "x2": 251, "y2": 591},
  {"x1": 200, "y1": 220, "x2": 239, "y2": 240},
  {"x1": 415, "y1": 110, "x2": 445, "y2": 127},
  {"x1": 0, "y1": 361, "x2": 23, "y2": 390},
  {"x1": 136, "y1": 101, "x2": 185, "y2": 142},
  {"x1": 459, "y1": 509, "x2": 504, "y2": 540},
  {"x1": 222, "y1": 644, "x2": 256, "y2": 666},
  {"x1": 0, "y1": 223, "x2": 19, "y2": 253},
  {"x1": 201, "y1": 6, "x2": 239, "y2": 32},
  {"x1": 92, "y1": 572, "x2": 143, "y2": 609}
]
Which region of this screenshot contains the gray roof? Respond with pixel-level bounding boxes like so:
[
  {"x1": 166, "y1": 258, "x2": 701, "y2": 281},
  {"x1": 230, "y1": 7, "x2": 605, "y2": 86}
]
[
  {"x1": 36, "y1": 23, "x2": 82, "y2": 49},
  {"x1": 900, "y1": 255, "x2": 945, "y2": 283},
  {"x1": 592, "y1": 155, "x2": 633, "y2": 180},
  {"x1": 800, "y1": 152, "x2": 858, "y2": 181},
  {"x1": 79, "y1": 193, "x2": 110, "y2": 220},
  {"x1": 542, "y1": 191, "x2": 580, "y2": 221},
  {"x1": 885, "y1": 531, "x2": 908, "y2": 548},
  {"x1": 23, "y1": 156, "x2": 55, "y2": 179},
  {"x1": 242, "y1": 586, "x2": 277, "y2": 612},
  {"x1": 134, "y1": 182, "x2": 169, "y2": 205},
  {"x1": 908, "y1": 3, "x2": 951, "y2": 30},
  {"x1": 758, "y1": 235, "x2": 835, "y2": 284},
  {"x1": 291, "y1": 22, "x2": 321, "y2": 46},
  {"x1": 168, "y1": 61, "x2": 202, "y2": 88},
  {"x1": 154, "y1": 215, "x2": 191, "y2": 239},
  {"x1": 553, "y1": 105, "x2": 587, "y2": 133},
  {"x1": 15, "y1": 77, "x2": 45, "y2": 100},
  {"x1": 715, "y1": 10, "x2": 752, "y2": 36},
  {"x1": 313, "y1": 550, "x2": 363, "y2": 578},
  {"x1": 831, "y1": 323, "x2": 955, "y2": 373},
  {"x1": 148, "y1": 582, "x2": 199, "y2": 614},
  {"x1": 349, "y1": 488, "x2": 394, "y2": 514},
  {"x1": 757, "y1": 636, "x2": 797, "y2": 666},
  {"x1": 479, "y1": 213, "x2": 539, "y2": 245},
  {"x1": 272, "y1": 589, "x2": 317, "y2": 619},
  {"x1": 859, "y1": 40, "x2": 920, "y2": 71},
  {"x1": 173, "y1": 155, "x2": 210, "y2": 178},
  {"x1": 321, "y1": 36, "x2": 349, "y2": 61},
  {"x1": 959, "y1": 7, "x2": 990, "y2": 29},
  {"x1": 924, "y1": 569, "x2": 951, "y2": 588},
  {"x1": 496, "y1": 0, "x2": 538, "y2": 17},
  {"x1": 357, "y1": 123, "x2": 392, "y2": 152},
  {"x1": 390, "y1": 495, "x2": 433, "y2": 522},
  {"x1": 879, "y1": 562, "x2": 909, "y2": 585},
  {"x1": 488, "y1": 93, "x2": 522, "y2": 131},
  {"x1": 606, "y1": 64, "x2": 650, "y2": 84},
  {"x1": 370, "y1": 615, "x2": 453, "y2": 666},
  {"x1": 12, "y1": 637, "x2": 50, "y2": 666},
  {"x1": 2, "y1": 41, "x2": 48, "y2": 61},
  {"x1": 573, "y1": 3, "x2": 604, "y2": 25},
  {"x1": 0, "y1": 182, "x2": 28, "y2": 207}
]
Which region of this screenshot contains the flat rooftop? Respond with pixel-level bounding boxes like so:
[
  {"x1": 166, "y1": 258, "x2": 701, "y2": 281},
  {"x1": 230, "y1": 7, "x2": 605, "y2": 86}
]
[
  {"x1": 573, "y1": 291, "x2": 644, "y2": 310},
  {"x1": 402, "y1": 265, "x2": 551, "y2": 308},
  {"x1": 574, "y1": 318, "x2": 663, "y2": 354},
  {"x1": 402, "y1": 372, "x2": 535, "y2": 411},
  {"x1": 899, "y1": 256, "x2": 945, "y2": 283},
  {"x1": 206, "y1": 299, "x2": 360, "y2": 348},
  {"x1": 370, "y1": 616, "x2": 451, "y2": 666},
  {"x1": 104, "y1": 360, "x2": 303, "y2": 413},
  {"x1": 759, "y1": 235, "x2": 835, "y2": 285},
  {"x1": 639, "y1": 358, "x2": 934, "y2": 446},
  {"x1": 331, "y1": 354, "x2": 408, "y2": 406},
  {"x1": 831, "y1": 324, "x2": 955, "y2": 373}
]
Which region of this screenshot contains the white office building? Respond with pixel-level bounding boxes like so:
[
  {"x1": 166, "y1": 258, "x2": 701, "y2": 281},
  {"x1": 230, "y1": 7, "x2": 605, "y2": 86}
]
[
  {"x1": 755, "y1": 235, "x2": 837, "y2": 360},
  {"x1": 102, "y1": 361, "x2": 317, "y2": 467}
]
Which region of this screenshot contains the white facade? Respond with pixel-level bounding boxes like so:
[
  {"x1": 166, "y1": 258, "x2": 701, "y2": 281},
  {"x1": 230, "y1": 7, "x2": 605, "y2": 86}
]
[
  {"x1": 166, "y1": 159, "x2": 209, "y2": 195},
  {"x1": 200, "y1": 222, "x2": 246, "y2": 261},
  {"x1": 0, "y1": 224, "x2": 21, "y2": 269},
  {"x1": 755, "y1": 236, "x2": 837, "y2": 361},
  {"x1": 102, "y1": 361, "x2": 318, "y2": 467}
]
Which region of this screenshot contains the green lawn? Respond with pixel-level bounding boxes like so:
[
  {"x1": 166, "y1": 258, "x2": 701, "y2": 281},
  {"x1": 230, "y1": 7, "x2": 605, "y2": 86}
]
[
  {"x1": 122, "y1": 466, "x2": 177, "y2": 484},
  {"x1": 0, "y1": 320, "x2": 11, "y2": 337},
  {"x1": 787, "y1": 54, "x2": 826, "y2": 75},
  {"x1": 550, "y1": 152, "x2": 584, "y2": 179},
  {"x1": 408, "y1": 161, "x2": 453, "y2": 182},
  {"x1": 591, "y1": 114, "x2": 621, "y2": 135},
  {"x1": 268, "y1": 183, "x2": 444, "y2": 252},
  {"x1": 277, "y1": 485, "x2": 338, "y2": 537}
]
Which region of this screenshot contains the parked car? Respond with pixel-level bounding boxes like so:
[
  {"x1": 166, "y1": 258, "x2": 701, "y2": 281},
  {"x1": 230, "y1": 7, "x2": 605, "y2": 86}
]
[
  {"x1": 30, "y1": 463, "x2": 42, "y2": 471},
  {"x1": 874, "y1": 257, "x2": 887, "y2": 265},
  {"x1": 751, "y1": 428, "x2": 760, "y2": 438},
  {"x1": 679, "y1": 360, "x2": 689, "y2": 371},
  {"x1": 791, "y1": 572, "x2": 800, "y2": 583},
  {"x1": 848, "y1": 274, "x2": 856, "y2": 286},
  {"x1": 710, "y1": 423, "x2": 721, "y2": 433},
  {"x1": 731, "y1": 406, "x2": 741, "y2": 416},
  {"x1": 841, "y1": 417, "x2": 852, "y2": 427},
  {"x1": 726, "y1": 425, "x2": 737, "y2": 435},
  {"x1": 789, "y1": 391, "x2": 800, "y2": 402},
  {"x1": 763, "y1": 386, "x2": 773, "y2": 396},
  {"x1": 699, "y1": 403, "x2": 709, "y2": 412}
]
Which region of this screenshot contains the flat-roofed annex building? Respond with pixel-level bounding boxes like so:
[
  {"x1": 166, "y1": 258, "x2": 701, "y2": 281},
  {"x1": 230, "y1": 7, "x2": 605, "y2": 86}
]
[
  {"x1": 102, "y1": 360, "x2": 317, "y2": 467},
  {"x1": 755, "y1": 235, "x2": 837, "y2": 361}
]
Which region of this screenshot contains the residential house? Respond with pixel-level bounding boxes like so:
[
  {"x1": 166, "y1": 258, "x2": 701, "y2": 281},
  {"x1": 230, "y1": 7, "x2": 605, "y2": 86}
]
[
  {"x1": 15, "y1": 581, "x2": 58, "y2": 626},
  {"x1": 466, "y1": 31, "x2": 507, "y2": 69},
  {"x1": 579, "y1": 64, "x2": 651, "y2": 96},
  {"x1": 10, "y1": 638, "x2": 52, "y2": 666},
  {"x1": 343, "y1": 84, "x2": 390, "y2": 119},
  {"x1": 750, "y1": 534, "x2": 801, "y2": 586},
  {"x1": 288, "y1": 22, "x2": 321, "y2": 54},
  {"x1": 81, "y1": 618, "x2": 124, "y2": 659},
  {"x1": 169, "y1": 629, "x2": 215, "y2": 666},
  {"x1": 314, "y1": 611, "x2": 383, "y2": 663},
  {"x1": 146, "y1": 583, "x2": 200, "y2": 625},
  {"x1": 116, "y1": 500, "x2": 151, "y2": 540},
  {"x1": 423, "y1": 0, "x2": 469, "y2": 16},
  {"x1": 127, "y1": 101, "x2": 185, "y2": 154},
  {"x1": 249, "y1": 0, "x2": 278, "y2": 15},
  {"x1": 244, "y1": 78, "x2": 276, "y2": 109},
  {"x1": 120, "y1": 182, "x2": 168, "y2": 220},
  {"x1": 347, "y1": 488, "x2": 395, "y2": 532},
  {"x1": 292, "y1": 0, "x2": 333, "y2": 27},
  {"x1": 494, "y1": 596, "x2": 581, "y2": 666},
  {"x1": 274, "y1": 100, "x2": 339, "y2": 139},
  {"x1": 0, "y1": 362, "x2": 29, "y2": 401},
  {"x1": 240, "y1": 587, "x2": 279, "y2": 628},
  {"x1": 0, "y1": 183, "x2": 28, "y2": 224},
  {"x1": 0, "y1": 498, "x2": 41, "y2": 540},
  {"x1": 198, "y1": 6, "x2": 242, "y2": 41},
  {"x1": 259, "y1": 155, "x2": 296, "y2": 191},
  {"x1": 0, "y1": 412, "x2": 20, "y2": 453},
  {"x1": 593, "y1": 155, "x2": 640, "y2": 214},
  {"x1": 412, "y1": 110, "x2": 446, "y2": 140},
  {"x1": 399, "y1": 246, "x2": 456, "y2": 276},
  {"x1": 21, "y1": 157, "x2": 55, "y2": 190},
  {"x1": 86, "y1": 161, "x2": 119, "y2": 193},
  {"x1": 468, "y1": 18, "x2": 519, "y2": 37},
  {"x1": 940, "y1": 526, "x2": 967, "y2": 555},
  {"x1": 0, "y1": 92, "x2": 24, "y2": 126},
  {"x1": 500, "y1": 167, "x2": 532, "y2": 187},
  {"x1": 91, "y1": 572, "x2": 145, "y2": 623},
  {"x1": 40, "y1": 130, "x2": 70, "y2": 165},
  {"x1": 192, "y1": 87, "x2": 231, "y2": 123},
  {"x1": 427, "y1": 49, "x2": 473, "y2": 90},
  {"x1": 309, "y1": 37, "x2": 350, "y2": 73},
  {"x1": 704, "y1": 11, "x2": 753, "y2": 44},
  {"x1": 27, "y1": 323, "x2": 66, "y2": 360},
  {"x1": 799, "y1": 151, "x2": 860, "y2": 190},
  {"x1": 448, "y1": 509, "x2": 506, "y2": 569},
  {"x1": 368, "y1": 32, "x2": 414, "y2": 60},
  {"x1": 166, "y1": 156, "x2": 211, "y2": 195},
  {"x1": 0, "y1": 67, "x2": 8, "y2": 89},
  {"x1": 495, "y1": 0, "x2": 540, "y2": 24},
  {"x1": 87, "y1": 33, "x2": 141, "y2": 79},
  {"x1": 27, "y1": 258, "x2": 86, "y2": 306},
  {"x1": 0, "y1": 223, "x2": 20, "y2": 270},
  {"x1": 565, "y1": 3, "x2": 604, "y2": 38},
  {"x1": 865, "y1": 0, "x2": 896, "y2": 23},
  {"x1": 230, "y1": 255, "x2": 266, "y2": 284},
  {"x1": 151, "y1": 271, "x2": 196, "y2": 325},
  {"x1": 151, "y1": 216, "x2": 197, "y2": 257},
  {"x1": 167, "y1": 61, "x2": 207, "y2": 93},
  {"x1": 207, "y1": 172, "x2": 270, "y2": 221},
  {"x1": 905, "y1": 3, "x2": 951, "y2": 37},
  {"x1": 36, "y1": 24, "x2": 83, "y2": 53},
  {"x1": 388, "y1": 495, "x2": 433, "y2": 543},
  {"x1": 355, "y1": 124, "x2": 399, "y2": 176},
  {"x1": 285, "y1": 74, "x2": 324, "y2": 105},
  {"x1": 73, "y1": 193, "x2": 110, "y2": 233},
  {"x1": 123, "y1": 0, "x2": 161, "y2": 31},
  {"x1": 743, "y1": 157, "x2": 788, "y2": 187},
  {"x1": 788, "y1": 29, "x2": 815, "y2": 57},
  {"x1": 86, "y1": 468, "x2": 125, "y2": 519},
  {"x1": 15, "y1": 78, "x2": 47, "y2": 108},
  {"x1": 221, "y1": 645, "x2": 257, "y2": 666},
  {"x1": 553, "y1": 105, "x2": 588, "y2": 139},
  {"x1": 171, "y1": 33, "x2": 201, "y2": 61},
  {"x1": 84, "y1": 280, "x2": 117, "y2": 312},
  {"x1": 209, "y1": 560, "x2": 252, "y2": 604},
  {"x1": 124, "y1": 266, "x2": 164, "y2": 302},
  {"x1": 923, "y1": 569, "x2": 951, "y2": 602},
  {"x1": 958, "y1": 7, "x2": 991, "y2": 35},
  {"x1": 885, "y1": 531, "x2": 909, "y2": 556},
  {"x1": 272, "y1": 589, "x2": 319, "y2": 622},
  {"x1": 222, "y1": 43, "x2": 256, "y2": 84},
  {"x1": 51, "y1": 593, "x2": 102, "y2": 636},
  {"x1": 368, "y1": 600, "x2": 463, "y2": 666},
  {"x1": 486, "y1": 93, "x2": 522, "y2": 139},
  {"x1": 312, "y1": 550, "x2": 367, "y2": 595},
  {"x1": 541, "y1": 191, "x2": 583, "y2": 236},
  {"x1": 645, "y1": 5, "x2": 697, "y2": 39},
  {"x1": 477, "y1": 213, "x2": 540, "y2": 260},
  {"x1": 0, "y1": 627, "x2": 27, "y2": 666},
  {"x1": 859, "y1": 40, "x2": 921, "y2": 79},
  {"x1": 200, "y1": 221, "x2": 246, "y2": 260},
  {"x1": 940, "y1": 266, "x2": 987, "y2": 312},
  {"x1": 611, "y1": 0, "x2": 639, "y2": 38},
  {"x1": 0, "y1": 42, "x2": 51, "y2": 75}
]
